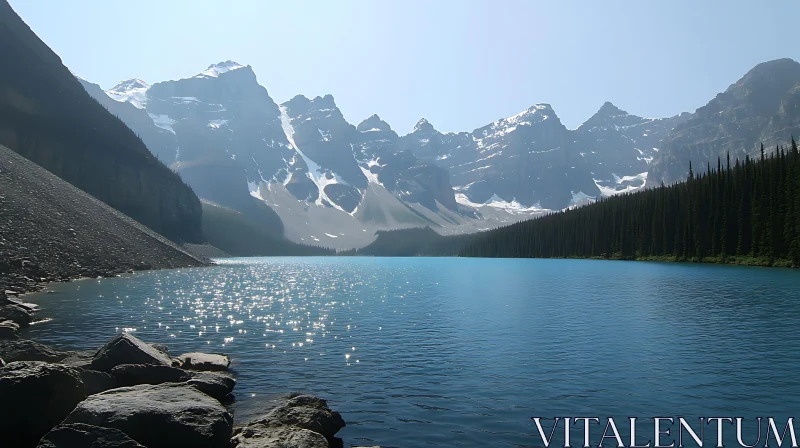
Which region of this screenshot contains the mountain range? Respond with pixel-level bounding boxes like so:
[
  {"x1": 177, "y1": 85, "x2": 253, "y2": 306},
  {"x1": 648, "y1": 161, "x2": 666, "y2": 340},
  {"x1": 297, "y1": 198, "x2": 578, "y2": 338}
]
[{"x1": 77, "y1": 57, "x2": 800, "y2": 251}]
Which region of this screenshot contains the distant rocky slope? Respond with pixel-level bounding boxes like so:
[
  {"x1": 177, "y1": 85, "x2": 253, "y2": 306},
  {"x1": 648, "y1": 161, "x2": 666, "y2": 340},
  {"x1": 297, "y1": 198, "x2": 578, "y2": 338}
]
[
  {"x1": 200, "y1": 201, "x2": 334, "y2": 256},
  {"x1": 0, "y1": 0, "x2": 203, "y2": 243},
  {"x1": 648, "y1": 58, "x2": 800, "y2": 186},
  {"x1": 0, "y1": 145, "x2": 207, "y2": 294}
]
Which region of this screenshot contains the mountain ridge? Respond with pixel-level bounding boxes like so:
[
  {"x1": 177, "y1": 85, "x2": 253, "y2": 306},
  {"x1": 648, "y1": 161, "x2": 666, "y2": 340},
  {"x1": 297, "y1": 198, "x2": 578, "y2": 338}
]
[{"x1": 77, "y1": 55, "x2": 800, "y2": 250}]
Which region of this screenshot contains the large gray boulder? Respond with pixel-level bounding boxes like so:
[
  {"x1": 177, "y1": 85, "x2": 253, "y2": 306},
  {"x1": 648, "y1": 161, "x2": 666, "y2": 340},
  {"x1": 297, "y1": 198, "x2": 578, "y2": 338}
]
[
  {"x1": 59, "y1": 349, "x2": 98, "y2": 369},
  {"x1": 231, "y1": 424, "x2": 329, "y2": 448},
  {"x1": 37, "y1": 423, "x2": 144, "y2": 448},
  {"x1": 259, "y1": 395, "x2": 346, "y2": 441},
  {"x1": 79, "y1": 368, "x2": 117, "y2": 395},
  {"x1": 0, "y1": 304, "x2": 33, "y2": 327},
  {"x1": 235, "y1": 394, "x2": 345, "y2": 447},
  {"x1": 91, "y1": 333, "x2": 173, "y2": 372},
  {"x1": 176, "y1": 352, "x2": 231, "y2": 371},
  {"x1": 0, "y1": 338, "x2": 68, "y2": 363},
  {"x1": 187, "y1": 371, "x2": 236, "y2": 401},
  {"x1": 111, "y1": 363, "x2": 190, "y2": 386},
  {"x1": 0, "y1": 361, "x2": 87, "y2": 447},
  {"x1": 64, "y1": 383, "x2": 233, "y2": 448}
]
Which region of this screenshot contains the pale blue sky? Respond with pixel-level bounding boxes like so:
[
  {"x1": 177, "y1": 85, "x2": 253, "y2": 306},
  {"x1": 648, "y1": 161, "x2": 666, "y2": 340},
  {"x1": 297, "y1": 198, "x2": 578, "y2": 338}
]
[{"x1": 9, "y1": 0, "x2": 799, "y2": 133}]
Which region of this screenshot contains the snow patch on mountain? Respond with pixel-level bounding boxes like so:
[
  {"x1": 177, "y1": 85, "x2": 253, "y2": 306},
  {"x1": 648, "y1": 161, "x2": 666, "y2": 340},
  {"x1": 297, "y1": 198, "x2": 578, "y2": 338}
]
[
  {"x1": 455, "y1": 193, "x2": 548, "y2": 214},
  {"x1": 248, "y1": 180, "x2": 266, "y2": 201},
  {"x1": 359, "y1": 166, "x2": 382, "y2": 185},
  {"x1": 196, "y1": 61, "x2": 245, "y2": 78},
  {"x1": 569, "y1": 191, "x2": 595, "y2": 208},
  {"x1": 278, "y1": 105, "x2": 348, "y2": 212},
  {"x1": 148, "y1": 113, "x2": 177, "y2": 134},
  {"x1": 208, "y1": 119, "x2": 229, "y2": 129},
  {"x1": 593, "y1": 172, "x2": 648, "y2": 197}
]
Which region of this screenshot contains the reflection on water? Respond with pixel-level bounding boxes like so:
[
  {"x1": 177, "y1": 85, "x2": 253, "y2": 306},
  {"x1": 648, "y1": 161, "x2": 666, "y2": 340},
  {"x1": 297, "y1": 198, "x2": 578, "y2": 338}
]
[{"x1": 23, "y1": 257, "x2": 800, "y2": 447}]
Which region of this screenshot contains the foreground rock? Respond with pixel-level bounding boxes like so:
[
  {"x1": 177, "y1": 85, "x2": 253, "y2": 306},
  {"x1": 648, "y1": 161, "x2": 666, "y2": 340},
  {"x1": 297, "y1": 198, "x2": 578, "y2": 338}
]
[
  {"x1": 264, "y1": 395, "x2": 346, "y2": 440},
  {"x1": 0, "y1": 338, "x2": 68, "y2": 363},
  {"x1": 59, "y1": 349, "x2": 98, "y2": 369},
  {"x1": 187, "y1": 371, "x2": 236, "y2": 401},
  {"x1": 0, "y1": 304, "x2": 33, "y2": 327},
  {"x1": 79, "y1": 369, "x2": 117, "y2": 395},
  {"x1": 232, "y1": 424, "x2": 330, "y2": 448},
  {"x1": 38, "y1": 423, "x2": 144, "y2": 448},
  {"x1": 64, "y1": 383, "x2": 233, "y2": 448},
  {"x1": 0, "y1": 319, "x2": 19, "y2": 339},
  {"x1": 7, "y1": 297, "x2": 39, "y2": 312},
  {"x1": 150, "y1": 343, "x2": 170, "y2": 356},
  {"x1": 111, "y1": 363, "x2": 191, "y2": 386},
  {"x1": 233, "y1": 394, "x2": 346, "y2": 447},
  {"x1": 0, "y1": 361, "x2": 87, "y2": 447},
  {"x1": 91, "y1": 333, "x2": 173, "y2": 372},
  {"x1": 176, "y1": 352, "x2": 231, "y2": 371}
]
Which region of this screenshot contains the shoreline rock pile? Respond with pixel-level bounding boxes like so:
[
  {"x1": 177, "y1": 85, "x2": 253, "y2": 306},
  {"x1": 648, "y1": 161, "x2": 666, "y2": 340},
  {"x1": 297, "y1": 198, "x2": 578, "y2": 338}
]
[{"x1": 1, "y1": 305, "x2": 352, "y2": 448}]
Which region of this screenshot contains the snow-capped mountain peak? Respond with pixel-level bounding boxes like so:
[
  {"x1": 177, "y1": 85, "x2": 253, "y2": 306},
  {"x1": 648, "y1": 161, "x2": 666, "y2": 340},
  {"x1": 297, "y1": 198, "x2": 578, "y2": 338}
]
[
  {"x1": 596, "y1": 101, "x2": 628, "y2": 117},
  {"x1": 499, "y1": 103, "x2": 554, "y2": 127},
  {"x1": 357, "y1": 114, "x2": 392, "y2": 132},
  {"x1": 195, "y1": 60, "x2": 245, "y2": 78},
  {"x1": 105, "y1": 78, "x2": 149, "y2": 109},
  {"x1": 413, "y1": 118, "x2": 436, "y2": 134},
  {"x1": 111, "y1": 78, "x2": 149, "y2": 91}
]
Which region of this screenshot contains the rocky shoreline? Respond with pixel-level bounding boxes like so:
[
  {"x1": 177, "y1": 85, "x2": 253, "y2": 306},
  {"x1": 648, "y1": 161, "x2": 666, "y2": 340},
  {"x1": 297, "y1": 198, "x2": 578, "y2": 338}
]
[{"x1": 0, "y1": 292, "x2": 373, "y2": 448}]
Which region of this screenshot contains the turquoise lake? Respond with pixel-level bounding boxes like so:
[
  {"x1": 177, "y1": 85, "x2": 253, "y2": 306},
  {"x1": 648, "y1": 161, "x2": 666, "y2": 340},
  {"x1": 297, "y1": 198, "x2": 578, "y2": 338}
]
[{"x1": 22, "y1": 257, "x2": 800, "y2": 447}]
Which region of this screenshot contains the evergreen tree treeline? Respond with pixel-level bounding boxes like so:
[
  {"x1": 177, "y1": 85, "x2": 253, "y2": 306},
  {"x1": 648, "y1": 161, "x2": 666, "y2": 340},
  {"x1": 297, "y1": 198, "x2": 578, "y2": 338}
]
[{"x1": 459, "y1": 139, "x2": 800, "y2": 267}]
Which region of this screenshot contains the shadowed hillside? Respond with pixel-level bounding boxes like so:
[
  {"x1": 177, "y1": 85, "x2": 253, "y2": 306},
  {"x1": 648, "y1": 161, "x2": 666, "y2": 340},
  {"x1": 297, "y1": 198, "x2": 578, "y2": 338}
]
[
  {"x1": 201, "y1": 202, "x2": 334, "y2": 256},
  {"x1": 0, "y1": 145, "x2": 207, "y2": 294},
  {"x1": 0, "y1": 0, "x2": 203, "y2": 243}
]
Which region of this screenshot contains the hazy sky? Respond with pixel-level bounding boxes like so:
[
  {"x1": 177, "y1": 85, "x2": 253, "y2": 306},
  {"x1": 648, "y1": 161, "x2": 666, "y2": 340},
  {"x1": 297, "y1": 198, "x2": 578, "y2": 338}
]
[{"x1": 9, "y1": 0, "x2": 799, "y2": 133}]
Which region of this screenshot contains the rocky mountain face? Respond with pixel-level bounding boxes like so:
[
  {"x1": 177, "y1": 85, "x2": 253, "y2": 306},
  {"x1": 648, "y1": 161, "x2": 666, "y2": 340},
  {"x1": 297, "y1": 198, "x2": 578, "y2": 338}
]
[
  {"x1": 84, "y1": 63, "x2": 473, "y2": 249},
  {"x1": 399, "y1": 106, "x2": 598, "y2": 209},
  {"x1": 575, "y1": 102, "x2": 690, "y2": 194},
  {"x1": 648, "y1": 58, "x2": 800, "y2": 186},
  {"x1": 399, "y1": 103, "x2": 687, "y2": 210},
  {"x1": 0, "y1": 0, "x2": 203, "y2": 244},
  {"x1": 78, "y1": 53, "x2": 800, "y2": 250}
]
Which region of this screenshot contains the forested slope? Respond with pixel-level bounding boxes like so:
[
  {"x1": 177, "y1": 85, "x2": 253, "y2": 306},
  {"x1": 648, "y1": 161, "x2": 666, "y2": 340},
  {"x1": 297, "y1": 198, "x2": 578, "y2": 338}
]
[{"x1": 462, "y1": 139, "x2": 800, "y2": 267}]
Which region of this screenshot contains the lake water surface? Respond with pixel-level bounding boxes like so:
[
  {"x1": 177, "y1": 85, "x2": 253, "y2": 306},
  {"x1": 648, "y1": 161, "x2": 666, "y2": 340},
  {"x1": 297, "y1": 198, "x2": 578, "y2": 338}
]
[{"x1": 22, "y1": 257, "x2": 800, "y2": 447}]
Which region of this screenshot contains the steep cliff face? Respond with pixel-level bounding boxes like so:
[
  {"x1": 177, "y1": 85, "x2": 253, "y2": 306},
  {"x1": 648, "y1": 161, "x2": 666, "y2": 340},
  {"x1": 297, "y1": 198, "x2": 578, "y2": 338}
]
[
  {"x1": 399, "y1": 106, "x2": 600, "y2": 210},
  {"x1": 575, "y1": 102, "x2": 690, "y2": 194},
  {"x1": 0, "y1": 0, "x2": 203, "y2": 243},
  {"x1": 648, "y1": 58, "x2": 800, "y2": 185}
]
